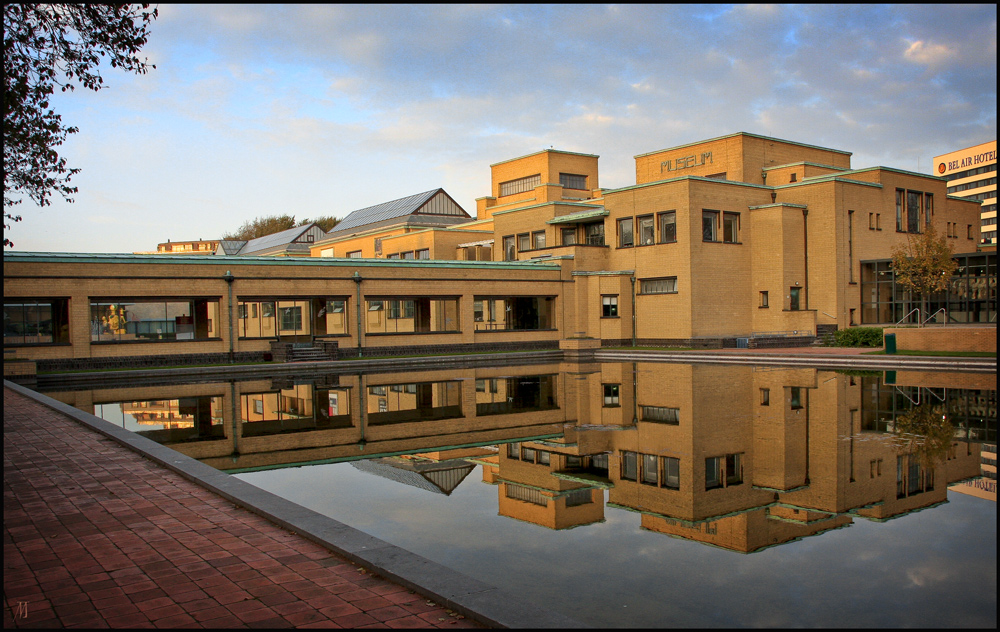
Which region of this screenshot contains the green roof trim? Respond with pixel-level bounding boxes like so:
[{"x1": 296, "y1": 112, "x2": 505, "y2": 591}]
[
  {"x1": 489, "y1": 148, "x2": 600, "y2": 168},
  {"x1": 546, "y1": 208, "x2": 609, "y2": 224},
  {"x1": 3, "y1": 251, "x2": 560, "y2": 271},
  {"x1": 491, "y1": 201, "x2": 604, "y2": 217},
  {"x1": 633, "y1": 131, "x2": 852, "y2": 159}
]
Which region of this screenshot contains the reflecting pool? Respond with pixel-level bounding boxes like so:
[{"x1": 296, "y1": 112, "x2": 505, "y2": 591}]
[{"x1": 42, "y1": 361, "x2": 997, "y2": 628}]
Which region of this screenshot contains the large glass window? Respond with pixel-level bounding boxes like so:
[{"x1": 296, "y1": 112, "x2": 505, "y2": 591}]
[
  {"x1": 503, "y1": 235, "x2": 516, "y2": 260},
  {"x1": 366, "y1": 297, "x2": 459, "y2": 334},
  {"x1": 659, "y1": 211, "x2": 676, "y2": 243},
  {"x1": 4, "y1": 299, "x2": 70, "y2": 345},
  {"x1": 723, "y1": 212, "x2": 740, "y2": 243},
  {"x1": 637, "y1": 215, "x2": 655, "y2": 246},
  {"x1": 500, "y1": 174, "x2": 541, "y2": 196},
  {"x1": 473, "y1": 296, "x2": 555, "y2": 331},
  {"x1": 585, "y1": 222, "x2": 605, "y2": 246},
  {"x1": 90, "y1": 299, "x2": 220, "y2": 342},
  {"x1": 559, "y1": 173, "x2": 587, "y2": 190},
  {"x1": 640, "y1": 277, "x2": 678, "y2": 294},
  {"x1": 532, "y1": 230, "x2": 546, "y2": 249},
  {"x1": 366, "y1": 380, "x2": 462, "y2": 424},
  {"x1": 618, "y1": 218, "x2": 634, "y2": 247},
  {"x1": 561, "y1": 227, "x2": 577, "y2": 245},
  {"x1": 703, "y1": 210, "x2": 719, "y2": 242}
]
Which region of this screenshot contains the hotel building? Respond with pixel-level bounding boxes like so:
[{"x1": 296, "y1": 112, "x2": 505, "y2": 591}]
[
  {"x1": 4, "y1": 132, "x2": 994, "y2": 370},
  {"x1": 933, "y1": 140, "x2": 997, "y2": 246}
]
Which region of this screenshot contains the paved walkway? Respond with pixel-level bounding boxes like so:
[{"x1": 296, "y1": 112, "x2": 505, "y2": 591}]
[{"x1": 3, "y1": 387, "x2": 483, "y2": 629}]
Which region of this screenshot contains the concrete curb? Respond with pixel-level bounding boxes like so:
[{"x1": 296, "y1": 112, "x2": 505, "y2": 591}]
[{"x1": 4, "y1": 379, "x2": 587, "y2": 629}]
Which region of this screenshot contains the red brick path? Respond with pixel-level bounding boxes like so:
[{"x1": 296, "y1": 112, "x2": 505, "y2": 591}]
[{"x1": 3, "y1": 387, "x2": 484, "y2": 629}]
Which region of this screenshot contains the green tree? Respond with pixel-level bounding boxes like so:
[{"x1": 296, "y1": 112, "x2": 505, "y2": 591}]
[
  {"x1": 890, "y1": 224, "x2": 957, "y2": 325},
  {"x1": 223, "y1": 214, "x2": 298, "y2": 241},
  {"x1": 301, "y1": 215, "x2": 339, "y2": 233},
  {"x1": 3, "y1": 4, "x2": 158, "y2": 247}
]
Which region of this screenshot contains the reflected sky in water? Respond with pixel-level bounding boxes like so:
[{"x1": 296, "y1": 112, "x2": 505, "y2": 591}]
[
  {"x1": 237, "y1": 461, "x2": 995, "y2": 628},
  {"x1": 57, "y1": 361, "x2": 996, "y2": 628}
]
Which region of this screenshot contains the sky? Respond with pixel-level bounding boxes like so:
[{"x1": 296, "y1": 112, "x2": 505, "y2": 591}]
[{"x1": 7, "y1": 4, "x2": 997, "y2": 253}]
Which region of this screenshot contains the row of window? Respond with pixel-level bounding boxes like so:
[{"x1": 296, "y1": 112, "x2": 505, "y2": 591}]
[
  {"x1": 387, "y1": 249, "x2": 430, "y2": 260},
  {"x1": 947, "y1": 176, "x2": 996, "y2": 194},
  {"x1": 498, "y1": 173, "x2": 589, "y2": 197},
  {"x1": 615, "y1": 210, "x2": 739, "y2": 248},
  {"x1": 944, "y1": 162, "x2": 996, "y2": 182},
  {"x1": 945, "y1": 222, "x2": 975, "y2": 239}
]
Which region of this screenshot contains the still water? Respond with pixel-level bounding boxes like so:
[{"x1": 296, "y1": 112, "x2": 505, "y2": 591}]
[{"x1": 44, "y1": 361, "x2": 996, "y2": 628}]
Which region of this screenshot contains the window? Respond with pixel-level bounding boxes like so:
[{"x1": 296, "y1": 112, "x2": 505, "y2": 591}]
[
  {"x1": 760, "y1": 388, "x2": 770, "y2": 406},
  {"x1": 586, "y1": 222, "x2": 605, "y2": 246},
  {"x1": 374, "y1": 238, "x2": 382, "y2": 255},
  {"x1": 897, "y1": 188, "x2": 930, "y2": 234},
  {"x1": 387, "y1": 253, "x2": 400, "y2": 259},
  {"x1": 869, "y1": 212, "x2": 875, "y2": 230},
  {"x1": 532, "y1": 230, "x2": 546, "y2": 249},
  {"x1": 641, "y1": 406, "x2": 679, "y2": 424},
  {"x1": 618, "y1": 217, "x2": 634, "y2": 247},
  {"x1": 702, "y1": 210, "x2": 719, "y2": 241},
  {"x1": 790, "y1": 173, "x2": 797, "y2": 183},
  {"x1": 518, "y1": 233, "x2": 530, "y2": 252},
  {"x1": 603, "y1": 384, "x2": 620, "y2": 407},
  {"x1": 280, "y1": 306, "x2": 302, "y2": 331},
  {"x1": 366, "y1": 297, "x2": 458, "y2": 333},
  {"x1": 90, "y1": 299, "x2": 220, "y2": 342},
  {"x1": 499, "y1": 174, "x2": 541, "y2": 197},
  {"x1": 507, "y1": 442, "x2": 520, "y2": 459},
  {"x1": 402, "y1": 251, "x2": 415, "y2": 259},
  {"x1": 640, "y1": 277, "x2": 677, "y2": 294},
  {"x1": 559, "y1": 173, "x2": 587, "y2": 190},
  {"x1": 659, "y1": 211, "x2": 676, "y2": 243},
  {"x1": 642, "y1": 454, "x2": 659, "y2": 485},
  {"x1": 663, "y1": 457, "x2": 680, "y2": 489},
  {"x1": 637, "y1": 215, "x2": 654, "y2": 245},
  {"x1": 622, "y1": 451, "x2": 638, "y2": 481},
  {"x1": 602, "y1": 295, "x2": 618, "y2": 318},
  {"x1": 967, "y1": 225, "x2": 973, "y2": 239},
  {"x1": 503, "y1": 236, "x2": 516, "y2": 261},
  {"x1": 4, "y1": 299, "x2": 70, "y2": 345},
  {"x1": 706, "y1": 453, "x2": 743, "y2": 489},
  {"x1": 561, "y1": 227, "x2": 577, "y2": 245},
  {"x1": 759, "y1": 291, "x2": 769, "y2": 308},
  {"x1": 723, "y1": 212, "x2": 739, "y2": 243},
  {"x1": 347, "y1": 250, "x2": 362, "y2": 258},
  {"x1": 790, "y1": 386, "x2": 803, "y2": 409},
  {"x1": 416, "y1": 249, "x2": 430, "y2": 259}
]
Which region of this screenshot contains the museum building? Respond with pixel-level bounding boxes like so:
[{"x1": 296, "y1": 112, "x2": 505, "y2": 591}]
[{"x1": 4, "y1": 132, "x2": 994, "y2": 370}]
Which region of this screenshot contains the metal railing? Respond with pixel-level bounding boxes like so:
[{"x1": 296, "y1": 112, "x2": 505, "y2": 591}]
[
  {"x1": 896, "y1": 308, "x2": 920, "y2": 325},
  {"x1": 922, "y1": 308, "x2": 947, "y2": 326}
]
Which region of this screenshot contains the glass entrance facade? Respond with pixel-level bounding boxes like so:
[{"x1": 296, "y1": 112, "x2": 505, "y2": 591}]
[{"x1": 860, "y1": 252, "x2": 996, "y2": 324}]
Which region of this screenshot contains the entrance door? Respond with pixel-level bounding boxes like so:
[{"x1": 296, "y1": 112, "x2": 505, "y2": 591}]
[{"x1": 789, "y1": 287, "x2": 801, "y2": 311}]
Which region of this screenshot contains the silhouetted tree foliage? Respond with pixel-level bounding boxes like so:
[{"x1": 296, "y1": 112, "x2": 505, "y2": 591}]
[
  {"x1": 3, "y1": 4, "x2": 158, "y2": 247},
  {"x1": 224, "y1": 214, "x2": 340, "y2": 240},
  {"x1": 890, "y1": 224, "x2": 957, "y2": 325},
  {"x1": 305, "y1": 215, "x2": 340, "y2": 233}
]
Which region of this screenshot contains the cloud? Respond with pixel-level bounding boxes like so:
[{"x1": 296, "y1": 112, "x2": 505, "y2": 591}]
[{"x1": 903, "y1": 40, "x2": 960, "y2": 67}]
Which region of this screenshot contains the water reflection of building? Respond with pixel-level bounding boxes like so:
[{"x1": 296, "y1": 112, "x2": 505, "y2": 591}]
[{"x1": 45, "y1": 362, "x2": 993, "y2": 552}]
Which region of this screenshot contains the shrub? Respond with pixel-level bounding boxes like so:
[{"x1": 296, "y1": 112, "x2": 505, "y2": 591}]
[{"x1": 833, "y1": 327, "x2": 884, "y2": 347}]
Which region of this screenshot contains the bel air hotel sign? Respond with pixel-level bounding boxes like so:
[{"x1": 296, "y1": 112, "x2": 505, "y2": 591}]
[{"x1": 661, "y1": 152, "x2": 713, "y2": 173}]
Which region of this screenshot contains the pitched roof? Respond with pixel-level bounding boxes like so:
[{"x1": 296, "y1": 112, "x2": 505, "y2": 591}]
[
  {"x1": 216, "y1": 239, "x2": 248, "y2": 255},
  {"x1": 324, "y1": 189, "x2": 468, "y2": 237},
  {"x1": 240, "y1": 224, "x2": 315, "y2": 255}
]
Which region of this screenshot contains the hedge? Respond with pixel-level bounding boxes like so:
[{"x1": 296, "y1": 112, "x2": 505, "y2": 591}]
[{"x1": 833, "y1": 327, "x2": 884, "y2": 347}]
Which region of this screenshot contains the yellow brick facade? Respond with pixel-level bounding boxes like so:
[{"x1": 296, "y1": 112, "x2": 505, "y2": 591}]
[{"x1": 4, "y1": 132, "x2": 994, "y2": 362}]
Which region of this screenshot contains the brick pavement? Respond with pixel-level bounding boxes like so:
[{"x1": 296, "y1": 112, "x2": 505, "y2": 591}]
[{"x1": 3, "y1": 387, "x2": 484, "y2": 629}]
